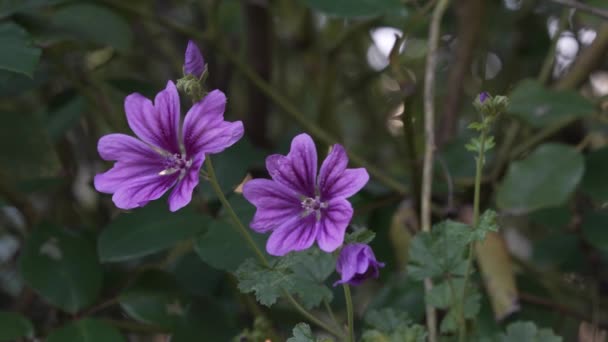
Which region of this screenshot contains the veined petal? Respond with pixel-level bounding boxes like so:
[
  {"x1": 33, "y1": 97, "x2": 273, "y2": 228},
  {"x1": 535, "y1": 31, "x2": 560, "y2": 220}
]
[
  {"x1": 318, "y1": 144, "x2": 368, "y2": 199},
  {"x1": 97, "y1": 133, "x2": 161, "y2": 162},
  {"x1": 182, "y1": 90, "x2": 244, "y2": 156},
  {"x1": 184, "y1": 40, "x2": 205, "y2": 78},
  {"x1": 168, "y1": 153, "x2": 205, "y2": 212},
  {"x1": 317, "y1": 198, "x2": 353, "y2": 252},
  {"x1": 265, "y1": 133, "x2": 317, "y2": 196},
  {"x1": 125, "y1": 82, "x2": 181, "y2": 153},
  {"x1": 94, "y1": 161, "x2": 165, "y2": 194},
  {"x1": 266, "y1": 215, "x2": 319, "y2": 256},
  {"x1": 243, "y1": 179, "x2": 300, "y2": 233},
  {"x1": 112, "y1": 174, "x2": 178, "y2": 210}
]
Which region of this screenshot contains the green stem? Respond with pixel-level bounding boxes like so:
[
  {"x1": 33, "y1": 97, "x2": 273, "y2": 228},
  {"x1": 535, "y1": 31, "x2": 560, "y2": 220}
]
[
  {"x1": 459, "y1": 128, "x2": 486, "y2": 342},
  {"x1": 205, "y1": 157, "x2": 344, "y2": 339},
  {"x1": 343, "y1": 285, "x2": 355, "y2": 342},
  {"x1": 323, "y1": 298, "x2": 340, "y2": 329}
]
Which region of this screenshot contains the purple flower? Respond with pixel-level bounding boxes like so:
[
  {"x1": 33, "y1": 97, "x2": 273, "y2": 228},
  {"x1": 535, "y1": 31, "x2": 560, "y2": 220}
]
[
  {"x1": 94, "y1": 81, "x2": 243, "y2": 212},
  {"x1": 242, "y1": 133, "x2": 369, "y2": 256},
  {"x1": 184, "y1": 40, "x2": 205, "y2": 78},
  {"x1": 334, "y1": 243, "x2": 384, "y2": 286},
  {"x1": 479, "y1": 91, "x2": 490, "y2": 103}
]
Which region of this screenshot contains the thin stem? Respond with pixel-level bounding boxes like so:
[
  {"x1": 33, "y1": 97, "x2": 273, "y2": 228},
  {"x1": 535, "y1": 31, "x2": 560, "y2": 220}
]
[
  {"x1": 343, "y1": 285, "x2": 355, "y2": 342},
  {"x1": 323, "y1": 298, "x2": 341, "y2": 329},
  {"x1": 459, "y1": 128, "x2": 486, "y2": 342},
  {"x1": 548, "y1": 0, "x2": 608, "y2": 20},
  {"x1": 205, "y1": 157, "x2": 344, "y2": 339},
  {"x1": 421, "y1": 0, "x2": 450, "y2": 341}
]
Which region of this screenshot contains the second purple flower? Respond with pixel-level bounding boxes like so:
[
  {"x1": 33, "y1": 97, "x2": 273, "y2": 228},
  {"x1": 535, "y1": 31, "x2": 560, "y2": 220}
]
[{"x1": 243, "y1": 133, "x2": 369, "y2": 256}]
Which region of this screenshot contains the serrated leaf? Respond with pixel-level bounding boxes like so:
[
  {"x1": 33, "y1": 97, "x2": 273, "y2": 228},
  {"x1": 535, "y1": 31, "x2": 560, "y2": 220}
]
[
  {"x1": 499, "y1": 321, "x2": 562, "y2": 342},
  {"x1": 508, "y1": 79, "x2": 595, "y2": 128},
  {"x1": 345, "y1": 228, "x2": 376, "y2": 244},
  {"x1": 496, "y1": 144, "x2": 584, "y2": 213},
  {"x1": 47, "y1": 319, "x2": 125, "y2": 342},
  {"x1": 0, "y1": 22, "x2": 41, "y2": 77},
  {"x1": 0, "y1": 311, "x2": 34, "y2": 341},
  {"x1": 19, "y1": 224, "x2": 102, "y2": 313},
  {"x1": 287, "y1": 323, "x2": 316, "y2": 342},
  {"x1": 98, "y1": 202, "x2": 208, "y2": 263},
  {"x1": 235, "y1": 258, "x2": 295, "y2": 307},
  {"x1": 469, "y1": 210, "x2": 499, "y2": 242},
  {"x1": 364, "y1": 308, "x2": 411, "y2": 333}
]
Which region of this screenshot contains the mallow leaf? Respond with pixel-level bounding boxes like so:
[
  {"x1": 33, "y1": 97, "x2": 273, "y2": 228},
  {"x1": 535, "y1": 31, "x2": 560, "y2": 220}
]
[
  {"x1": 497, "y1": 321, "x2": 562, "y2": 342},
  {"x1": 235, "y1": 258, "x2": 295, "y2": 307}
]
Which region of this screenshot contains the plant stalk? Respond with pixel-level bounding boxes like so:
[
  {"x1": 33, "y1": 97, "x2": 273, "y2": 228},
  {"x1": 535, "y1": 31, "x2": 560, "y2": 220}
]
[{"x1": 343, "y1": 284, "x2": 355, "y2": 342}]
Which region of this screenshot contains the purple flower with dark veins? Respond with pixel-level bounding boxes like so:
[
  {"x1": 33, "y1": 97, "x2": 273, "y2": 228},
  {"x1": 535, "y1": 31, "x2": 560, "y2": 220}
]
[
  {"x1": 479, "y1": 91, "x2": 490, "y2": 103},
  {"x1": 94, "y1": 81, "x2": 243, "y2": 212},
  {"x1": 334, "y1": 243, "x2": 384, "y2": 286},
  {"x1": 184, "y1": 40, "x2": 205, "y2": 78},
  {"x1": 242, "y1": 133, "x2": 369, "y2": 256}
]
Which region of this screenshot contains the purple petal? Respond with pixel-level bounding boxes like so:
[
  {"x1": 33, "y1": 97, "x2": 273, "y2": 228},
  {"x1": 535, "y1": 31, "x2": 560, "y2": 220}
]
[
  {"x1": 242, "y1": 179, "x2": 300, "y2": 233},
  {"x1": 94, "y1": 161, "x2": 164, "y2": 194},
  {"x1": 317, "y1": 198, "x2": 353, "y2": 252},
  {"x1": 111, "y1": 174, "x2": 178, "y2": 210},
  {"x1": 182, "y1": 90, "x2": 244, "y2": 156},
  {"x1": 184, "y1": 40, "x2": 205, "y2": 78},
  {"x1": 168, "y1": 153, "x2": 205, "y2": 212},
  {"x1": 479, "y1": 91, "x2": 490, "y2": 103},
  {"x1": 266, "y1": 215, "x2": 319, "y2": 256},
  {"x1": 97, "y1": 133, "x2": 161, "y2": 162},
  {"x1": 124, "y1": 82, "x2": 181, "y2": 153},
  {"x1": 334, "y1": 243, "x2": 383, "y2": 286},
  {"x1": 265, "y1": 133, "x2": 317, "y2": 196},
  {"x1": 318, "y1": 144, "x2": 368, "y2": 199}
]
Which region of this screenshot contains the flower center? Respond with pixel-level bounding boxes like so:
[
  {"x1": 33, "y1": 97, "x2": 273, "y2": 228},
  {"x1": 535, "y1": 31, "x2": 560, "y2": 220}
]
[
  {"x1": 301, "y1": 196, "x2": 328, "y2": 221},
  {"x1": 159, "y1": 153, "x2": 192, "y2": 177}
]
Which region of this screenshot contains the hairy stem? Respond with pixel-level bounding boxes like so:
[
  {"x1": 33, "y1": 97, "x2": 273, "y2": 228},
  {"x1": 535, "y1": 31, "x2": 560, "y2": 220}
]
[
  {"x1": 459, "y1": 128, "x2": 486, "y2": 342},
  {"x1": 205, "y1": 157, "x2": 344, "y2": 338},
  {"x1": 421, "y1": 0, "x2": 451, "y2": 340},
  {"x1": 343, "y1": 284, "x2": 355, "y2": 342}
]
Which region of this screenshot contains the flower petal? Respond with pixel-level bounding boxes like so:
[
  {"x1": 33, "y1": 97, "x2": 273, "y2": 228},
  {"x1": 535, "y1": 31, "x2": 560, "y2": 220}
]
[
  {"x1": 184, "y1": 40, "x2": 205, "y2": 78},
  {"x1": 242, "y1": 179, "x2": 300, "y2": 233},
  {"x1": 125, "y1": 82, "x2": 181, "y2": 153},
  {"x1": 265, "y1": 133, "x2": 317, "y2": 196},
  {"x1": 111, "y1": 174, "x2": 178, "y2": 210},
  {"x1": 317, "y1": 198, "x2": 353, "y2": 252},
  {"x1": 318, "y1": 144, "x2": 369, "y2": 199},
  {"x1": 182, "y1": 90, "x2": 244, "y2": 156},
  {"x1": 94, "y1": 161, "x2": 164, "y2": 194},
  {"x1": 266, "y1": 215, "x2": 319, "y2": 256},
  {"x1": 168, "y1": 153, "x2": 205, "y2": 212},
  {"x1": 97, "y1": 133, "x2": 161, "y2": 162}
]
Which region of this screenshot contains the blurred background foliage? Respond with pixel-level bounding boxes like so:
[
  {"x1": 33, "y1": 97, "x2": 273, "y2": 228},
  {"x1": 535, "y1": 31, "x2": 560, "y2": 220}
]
[{"x1": 1, "y1": 0, "x2": 608, "y2": 341}]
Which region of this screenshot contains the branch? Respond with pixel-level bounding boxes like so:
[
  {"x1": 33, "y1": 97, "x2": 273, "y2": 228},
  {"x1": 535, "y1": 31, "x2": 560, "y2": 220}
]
[
  {"x1": 548, "y1": 0, "x2": 608, "y2": 20},
  {"x1": 422, "y1": 0, "x2": 451, "y2": 341}
]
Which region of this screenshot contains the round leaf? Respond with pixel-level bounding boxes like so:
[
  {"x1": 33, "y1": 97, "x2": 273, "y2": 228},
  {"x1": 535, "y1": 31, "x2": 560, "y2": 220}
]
[
  {"x1": 581, "y1": 147, "x2": 608, "y2": 202},
  {"x1": 582, "y1": 212, "x2": 608, "y2": 254},
  {"x1": 496, "y1": 144, "x2": 584, "y2": 213},
  {"x1": 0, "y1": 311, "x2": 34, "y2": 341},
  {"x1": 47, "y1": 319, "x2": 125, "y2": 342},
  {"x1": 0, "y1": 22, "x2": 41, "y2": 77},
  {"x1": 98, "y1": 202, "x2": 209, "y2": 263},
  {"x1": 19, "y1": 224, "x2": 102, "y2": 313}
]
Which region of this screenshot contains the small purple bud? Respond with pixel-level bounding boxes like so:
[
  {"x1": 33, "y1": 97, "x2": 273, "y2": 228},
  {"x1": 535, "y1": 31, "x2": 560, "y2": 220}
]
[
  {"x1": 479, "y1": 91, "x2": 490, "y2": 103},
  {"x1": 184, "y1": 40, "x2": 205, "y2": 78},
  {"x1": 334, "y1": 243, "x2": 385, "y2": 287}
]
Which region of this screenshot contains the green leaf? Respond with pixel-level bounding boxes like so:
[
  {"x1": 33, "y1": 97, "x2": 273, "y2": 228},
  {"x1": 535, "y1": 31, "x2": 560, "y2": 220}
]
[
  {"x1": 46, "y1": 319, "x2": 125, "y2": 342},
  {"x1": 299, "y1": 0, "x2": 403, "y2": 18},
  {"x1": 195, "y1": 195, "x2": 267, "y2": 272},
  {"x1": 364, "y1": 308, "x2": 411, "y2": 333},
  {"x1": 0, "y1": 0, "x2": 65, "y2": 17},
  {"x1": 98, "y1": 202, "x2": 209, "y2": 263},
  {"x1": 496, "y1": 144, "x2": 584, "y2": 213},
  {"x1": 508, "y1": 79, "x2": 595, "y2": 128},
  {"x1": 581, "y1": 147, "x2": 608, "y2": 202},
  {"x1": 407, "y1": 220, "x2": 469, "y2": 280},
  {"x1": 0, "y1": 22, "x2": 41, "y2": 77},
  {"x1": 172, "y1": 252, "x2": 223, "y2": 297},
  {"x1": 345, "y1": 228, "x2": 376, "y2": 244},
  {"x1": 582, "y1": 212, "x2": 608, "y2": 254},
  {"x1": 235, "y1": 258, "x2": 295, "y2": 307},
  {"x1": 46, "y1": 95, "x2": 85, "y2": 142},
  {"x1": 51, "y1": 4, "x2": 133, "y2": 51},
  {"x1": 19, "y1": 224, "x2": 102, "y2": 313},
  {"x1": 0, "y1": 311, "x2": 34, "y2": 341},
  {"x1": 498, "y1": 321, "x2": 562, "y2": 342},
  {"x1": 469, "y1": 209, "x2": 499, "y2": 242},
  {"x1": 171, "y1": 301, "x2": 238, "y2": 342},
  {"x1": 287, "y1": 323, "x2": 316, "y2": 342},
  {"x1": 285, "y1": 247, "x2": 336, "y2": 308},
  {"x1": 118, "y1": 270, "x2": 185, "y2": 330}
]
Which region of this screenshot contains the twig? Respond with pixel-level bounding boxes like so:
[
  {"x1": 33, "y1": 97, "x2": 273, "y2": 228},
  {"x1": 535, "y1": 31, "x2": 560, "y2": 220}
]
[
  {"x1": 548, "y1": 0, "x2": 608, "y2": 20},
  {"x1": 421, "y1": 1, "x2": 451, "y2": 341}
]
